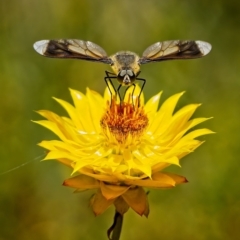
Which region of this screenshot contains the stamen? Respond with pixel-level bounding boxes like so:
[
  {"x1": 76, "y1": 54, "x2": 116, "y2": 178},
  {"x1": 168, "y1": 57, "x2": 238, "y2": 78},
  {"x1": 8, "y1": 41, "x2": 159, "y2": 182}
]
[{"x1": 100, "y1": 96, "x2": 148, "y2": 145}]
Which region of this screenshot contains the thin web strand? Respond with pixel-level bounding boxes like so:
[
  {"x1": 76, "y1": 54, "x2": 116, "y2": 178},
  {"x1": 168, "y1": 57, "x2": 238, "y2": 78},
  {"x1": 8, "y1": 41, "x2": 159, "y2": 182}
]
[{"x1": 0, "y1": 153, "x2": 45, "y2": 176}]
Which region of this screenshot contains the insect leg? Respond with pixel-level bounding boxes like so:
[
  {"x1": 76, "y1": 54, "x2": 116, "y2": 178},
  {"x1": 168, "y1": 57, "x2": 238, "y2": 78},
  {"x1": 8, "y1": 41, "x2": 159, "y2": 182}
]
[
  {"x1": 123, "y1": 84, "x2": 136, "y2": 107},
  {"x1": 104, "y1": 71, "x2": 117, "y2": 101},
  {"x1": 131, "y1": 83, "x2": 136, "y2": 107},
  {"x1": 135, "y1": 77, "x2": 146, "y2": 98},
  {"x1": 135, "y1": 77, "x2": 146, "y2": 106},
  {"x1": 123, "y1": 85, "x2": 130, "y2": 100},
  {"x1": 117, "y1": 84, "x2": 122, "y2": 102}
]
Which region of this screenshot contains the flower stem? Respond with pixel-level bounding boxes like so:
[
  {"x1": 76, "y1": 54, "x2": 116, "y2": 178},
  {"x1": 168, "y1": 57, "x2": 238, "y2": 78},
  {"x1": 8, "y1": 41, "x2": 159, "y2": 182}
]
[{"x1": 107, "y1": 211, "x2": 123, "y2": 240}]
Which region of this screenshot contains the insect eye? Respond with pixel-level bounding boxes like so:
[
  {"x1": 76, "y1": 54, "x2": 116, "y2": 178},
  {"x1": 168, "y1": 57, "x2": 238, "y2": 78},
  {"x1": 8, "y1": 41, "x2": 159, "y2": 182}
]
[
  {"x1": 119, "y1": 70, "x2": 127, "y2": 77},
  {"x1": 126, "y1": 70, "x2": 134, "y2": 77}
]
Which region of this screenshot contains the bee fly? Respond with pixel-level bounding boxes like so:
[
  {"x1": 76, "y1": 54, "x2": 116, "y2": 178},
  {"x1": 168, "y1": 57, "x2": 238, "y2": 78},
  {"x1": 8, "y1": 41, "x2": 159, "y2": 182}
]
[{"x1": 33, "y1": 39, "x2": 211, "y2": 100}]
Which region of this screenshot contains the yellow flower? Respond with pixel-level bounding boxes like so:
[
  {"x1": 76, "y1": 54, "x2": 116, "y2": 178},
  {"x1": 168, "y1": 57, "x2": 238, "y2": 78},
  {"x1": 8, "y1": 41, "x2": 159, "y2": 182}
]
[{"x1": 34, "y1": 85, "x2": 213, "y2": 217}]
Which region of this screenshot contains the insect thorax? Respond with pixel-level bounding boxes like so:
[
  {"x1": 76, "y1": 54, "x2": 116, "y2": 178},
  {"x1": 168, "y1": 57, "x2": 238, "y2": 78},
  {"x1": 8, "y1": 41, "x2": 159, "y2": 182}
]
[{"x1": 110, "y1": 51, "x2": 140, "y2": 86}]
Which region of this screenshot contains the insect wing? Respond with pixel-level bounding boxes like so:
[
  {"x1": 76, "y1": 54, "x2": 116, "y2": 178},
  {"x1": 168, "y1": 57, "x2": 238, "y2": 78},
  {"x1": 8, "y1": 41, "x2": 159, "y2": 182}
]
[
  {"x1": 33, "y1": 39, "x2": 112, "y2": 64},
  {"x1": 139, "y1": 40, "x2": 211, "y2": 64}
]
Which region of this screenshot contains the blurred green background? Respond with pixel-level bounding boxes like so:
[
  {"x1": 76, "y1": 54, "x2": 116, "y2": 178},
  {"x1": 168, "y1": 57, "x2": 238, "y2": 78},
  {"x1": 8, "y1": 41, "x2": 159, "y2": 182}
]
[{"x1": 1, "y1": 0, "x2": 239, "y2": 239}]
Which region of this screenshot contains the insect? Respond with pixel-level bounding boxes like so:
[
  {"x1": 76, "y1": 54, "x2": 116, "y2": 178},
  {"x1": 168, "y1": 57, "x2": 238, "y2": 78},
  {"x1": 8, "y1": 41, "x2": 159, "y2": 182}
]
[{"x1": 33, "y1": 39, "x2": 211, "y2": 100}]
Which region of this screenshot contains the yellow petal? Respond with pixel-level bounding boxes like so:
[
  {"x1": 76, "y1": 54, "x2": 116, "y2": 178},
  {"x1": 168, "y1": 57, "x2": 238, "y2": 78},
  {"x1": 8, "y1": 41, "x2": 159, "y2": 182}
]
[
  {"x1": 57, "y1": 158, "x2": 72, "y2": 167},
  {"x1": 177, "y1": 128, "x2": 214, "y2": 145},
  {"x1": 169, "y1": 117, "x2": 212, "y2": 146},
  {"x1": 36, "y1": 111, "x2": 79, "y2": 142},
  {"x1": 69, "y1": 88, "x2": 86, "y2": 111},
  {"x1": 145, "y1": 91, "x2": 162, "y2": 126},
  {"x1": 36, "y1": 109, "x2": 63, "y2": 122},
  {"x1": 149, "y1": 92, "x2": 184, "y2": 133},
  {"x1": 33, "y1": 120, "x2": 68, "y2": 142},
  {"x1": 53, "y1": 97, "x2": 82, "y2": 130},
  {"x1": 160, "y1": 156, "x2": 180, "y2": 166},
  {"x1": 123, "y1": 84, "x2": 144, "y2": 106},
  {"x1": 69, "y1": 88, "x2": 96, "y2": 132},
  {"x1": 145, "y1": 91, "x2": 162, "y2": 114},
  {"x1": 79, "y1": 168, "x2": 119, "y2": 183},
  {"x1": 151, "y1": 162, "x2": 170, "y2": 172},
  {"x1": 103, "y1": 85, "x2": 120, "y2": 103},
  {"x1": 155, "y1": 104, "x2": 201, "y2": 137},
  {"x1": 86, "y1": 88, "x2": 105, "y2": 132},
  {"x1": 38, "y1": 140, "x2": 78, "y2": 152}
]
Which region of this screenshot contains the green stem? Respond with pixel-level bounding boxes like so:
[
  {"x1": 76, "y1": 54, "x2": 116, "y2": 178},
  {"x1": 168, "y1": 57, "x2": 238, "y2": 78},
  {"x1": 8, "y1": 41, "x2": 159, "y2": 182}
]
[{"x1": 107, "y1": 211, "x2": 123, "y2": 240}]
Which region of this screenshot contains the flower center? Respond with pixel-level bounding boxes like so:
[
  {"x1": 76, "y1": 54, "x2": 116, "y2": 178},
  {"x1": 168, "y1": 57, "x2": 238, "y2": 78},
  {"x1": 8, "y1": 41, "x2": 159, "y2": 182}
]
[{"x1": 100, "y1": 97, "x2": 149, "y2": 145}]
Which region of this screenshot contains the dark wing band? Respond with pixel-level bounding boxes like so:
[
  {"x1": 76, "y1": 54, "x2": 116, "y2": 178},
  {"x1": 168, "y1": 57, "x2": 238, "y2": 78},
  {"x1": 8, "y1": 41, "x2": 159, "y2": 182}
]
[
  {"x1": 33, "y1": 39, "x2": 112, "y2": 64},
  {"x1": 139, "y1": 40, "x2": 212, "y2": 64}
]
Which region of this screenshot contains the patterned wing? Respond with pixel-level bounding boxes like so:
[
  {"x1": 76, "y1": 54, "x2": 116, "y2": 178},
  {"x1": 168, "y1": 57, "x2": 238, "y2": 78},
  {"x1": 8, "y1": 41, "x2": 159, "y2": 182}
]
[
  {"x1": 33, "y1": 39, "x2": 112, "y2": 64},
  {"x1": 139, "y1": 40, "x2": 211, "y2": 64}
]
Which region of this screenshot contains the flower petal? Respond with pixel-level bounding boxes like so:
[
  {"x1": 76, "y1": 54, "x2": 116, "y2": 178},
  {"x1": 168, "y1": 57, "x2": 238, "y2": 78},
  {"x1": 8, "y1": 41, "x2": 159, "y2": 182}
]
[
  {"x1": 125, "y1": 172, "x2": 179, "y2": 188},
  {"x1": 123, "y1": 84, "x2": 144, "y2": 106},
  {"x1": 34, "y1": 86, "x2": 213, "y2": 215},
  {"x1": 149, "y1": 92, "x2": 184, "y2": 133},
  {"x1": 86, "y1": 88, "x2": 105, "y2": 132},
  {"x1": 34, "y1": 119, "x2": 69, "y2": 142},
  {"x1": 144, "y1": 91, "x2": 162, "y2": 125},
  {"x1": 90, "y1": 190, "x2": 114, "y2": 216},
  {"x1": 63, "y1": 175, "x2": 99, "y2": 190},
  {"x1": 100, "y1": 182, "x2": 130, "y2": 200},
  {"x1": 154, "y1": 104, "x2": 201, "y2": 137},
  {"x1": 79, "y1": 168, "x2": 119, "y2": 183},
  {"x1": 164, "y1": 173, "x2": 188, "y2": 184},
  {"x1": 69, "y1": 88, "x2": 97, "y2": 132},
  {"x1": 151, "y1": 162, "x2": 170, "y2": 172},
  {"x1": 57, "y1": 158, "x2": 72, "y2": 167},
  {"x1": 103, "y1": 84, "x2": 120, "y2": 103},
  {"x1": 168, "y1": 117, "x2": 213, "y2": 146},
  {"x1": 53, "y1": 97, "x2": 82, "y2": 130},
  {"x1": 114, "y1": 197, "x2": 130, "y2": 215},
  {"x1": 145, "y1": 91, "x2": 162, "y2": 113},
  {"x1": 122, "y1": 187, "x2": 149, "y2": 216}
]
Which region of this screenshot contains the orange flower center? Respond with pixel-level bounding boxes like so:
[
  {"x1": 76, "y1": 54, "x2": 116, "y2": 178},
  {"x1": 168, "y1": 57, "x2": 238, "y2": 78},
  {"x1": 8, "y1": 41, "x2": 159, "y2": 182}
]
[{"x1": 100, "y1": 97, "x2": 149, "y2": 145}]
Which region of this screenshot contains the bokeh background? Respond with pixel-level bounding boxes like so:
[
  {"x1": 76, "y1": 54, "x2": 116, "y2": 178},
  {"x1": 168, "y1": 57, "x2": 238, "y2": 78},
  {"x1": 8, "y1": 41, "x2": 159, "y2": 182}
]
[{"x1": 1, "y1": 0, "x2": 239, "y2": 239}]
